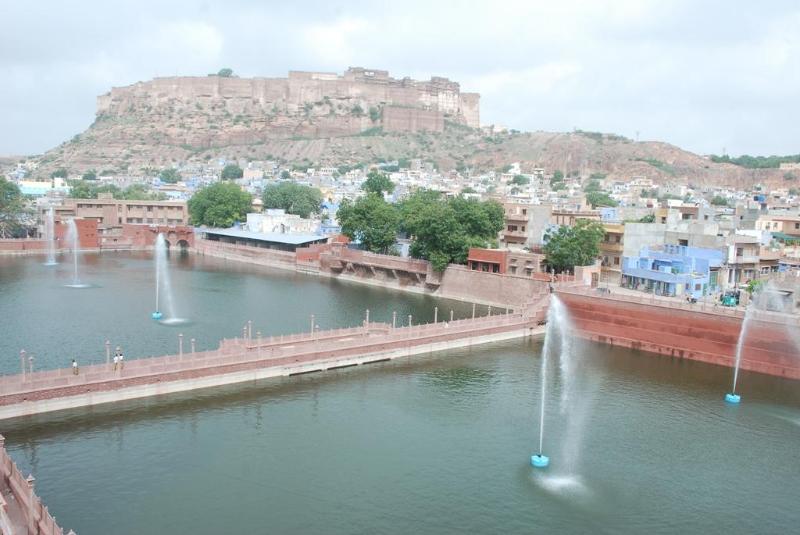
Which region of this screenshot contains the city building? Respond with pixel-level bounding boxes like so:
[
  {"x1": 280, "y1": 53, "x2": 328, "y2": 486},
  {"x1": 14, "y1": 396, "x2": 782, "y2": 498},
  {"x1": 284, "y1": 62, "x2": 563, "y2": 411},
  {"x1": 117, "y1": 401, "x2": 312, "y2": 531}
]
[{"x1": 621, "y1": 244, "x2": 724, "y2": 298}]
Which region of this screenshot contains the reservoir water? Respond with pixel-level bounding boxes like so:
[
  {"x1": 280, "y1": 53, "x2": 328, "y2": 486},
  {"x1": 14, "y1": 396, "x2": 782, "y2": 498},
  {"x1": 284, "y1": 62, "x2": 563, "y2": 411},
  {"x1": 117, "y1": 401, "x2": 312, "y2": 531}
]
[{"x1": 1, "y1": 253, "x2": 799, "y2": 534}]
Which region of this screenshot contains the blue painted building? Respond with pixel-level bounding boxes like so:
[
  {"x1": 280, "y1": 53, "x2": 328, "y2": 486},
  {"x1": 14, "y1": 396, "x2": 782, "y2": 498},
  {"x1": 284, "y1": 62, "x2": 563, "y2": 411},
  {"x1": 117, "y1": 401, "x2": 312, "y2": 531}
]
[{"x1": 621, "y1": 244, "x2": 724, "y2": 298}]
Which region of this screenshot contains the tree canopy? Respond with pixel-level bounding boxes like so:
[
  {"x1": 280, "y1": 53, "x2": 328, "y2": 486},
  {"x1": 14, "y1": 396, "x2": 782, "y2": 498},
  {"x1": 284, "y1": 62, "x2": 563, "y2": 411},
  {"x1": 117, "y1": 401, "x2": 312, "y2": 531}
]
[
  {"x1": 710, "y1": 195, "x2": 729, "y2": 206},
  {"x1": 361, "y1": 170, "x2": 395, "y2": 195},
  {"x1": 583, "y1": 180, "x2": 602, "y2": 192},
  {"x1": 188, "y1": 182, "x2": 252, "y2": 227},
  {"x1": 262, "y1": 182, "x2": 322, "y2": 218},
  {"x1": 82, "y1": 170, "x2": 97, "y2": 181},
  {"x1": 220, "y1": 164, "x2": 244, "y2": 180},
  {"x1": 400, "y1": 190, "x2": 504, "y2": 271},
  {"x1": 50, "y1": 168, "x2": 68, "y2": 179},
  {"x1": 551, "y1": 170, "x2": 564, "y2": 182},
  {"x1": 67, "y1": 180, "x2": 167, "y2": 201},
  {"x1": 217, "y1": 68, "x2": 234, "y2": 77},
  {"x1": 159, "y1": 168, "x2": 181, "y2": 184},
  {"x1": 511, "y1": 174, "x2": 530, "y2": 185},
  {"x1": 0, "y1": 177, "x2": 28, "y2": 238},
  {"x1": 585, "y1": 191, "x2": 618, "y2": 208},
  {"x1": 543, "y1": 219, "x2": 605, "y2": 273},
  {"x1": 337, "y1": 193, "x2": 400, "y2": 254}
]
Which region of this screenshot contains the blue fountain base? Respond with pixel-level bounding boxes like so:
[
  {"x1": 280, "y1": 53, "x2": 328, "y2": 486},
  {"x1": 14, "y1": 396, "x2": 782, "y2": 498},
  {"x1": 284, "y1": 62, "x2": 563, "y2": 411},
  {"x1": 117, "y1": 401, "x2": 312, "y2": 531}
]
[
  {"x1": 151, "y1": 311, "x2": 163, "y2": 320},
  {"x1": 531, "y1": 454, "x2": 550, "y2": 468},
  {"x1": 725, "y1": 393, "x2": 741, "y2": 404}
]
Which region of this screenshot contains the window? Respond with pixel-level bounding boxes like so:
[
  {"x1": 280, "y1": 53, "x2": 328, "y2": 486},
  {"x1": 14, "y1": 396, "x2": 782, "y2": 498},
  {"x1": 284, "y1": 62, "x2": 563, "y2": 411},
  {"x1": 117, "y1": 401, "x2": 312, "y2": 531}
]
[
  {"x1": 679, "y1": 239, "x2": 688, "y2": 246},
  {"x1": 695, "y1": 284, "x2": 701, "y2": 290},
  {"x1": 492, "y1": 264, "x2": 499, "y2": 273},
  {"x1": 510, "y1": 266, "x2": 517, "y2": 274},
  {"x1": 614, "y1": 257, "x2": 620, "y2": 265}
]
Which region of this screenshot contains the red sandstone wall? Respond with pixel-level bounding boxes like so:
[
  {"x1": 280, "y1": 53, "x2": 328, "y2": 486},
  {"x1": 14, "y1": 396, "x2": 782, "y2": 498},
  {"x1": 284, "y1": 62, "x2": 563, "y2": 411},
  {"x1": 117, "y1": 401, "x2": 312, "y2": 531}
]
[
  {"x1": 0, "y1": 239, "x2": 47, "y2": 251},
  {"x1": 558, "y1": 291, "x2": 800, "y2": 380},
  {"x1": 121, "y1": 224, "x2": 194, "y2": 248},
  {"x1": 54, "y1": 218, "x2": 98, "y2": 248},
  {"x1": 438, "y1": 265, "x2": 550, "y2": 306}
]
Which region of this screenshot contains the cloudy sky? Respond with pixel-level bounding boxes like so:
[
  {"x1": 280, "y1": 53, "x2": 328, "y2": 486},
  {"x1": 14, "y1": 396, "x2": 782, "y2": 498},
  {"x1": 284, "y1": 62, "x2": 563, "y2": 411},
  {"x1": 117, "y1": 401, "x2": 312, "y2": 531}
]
[{"x1": 2, "y1": 0, "x2": 798, "y2": 157}]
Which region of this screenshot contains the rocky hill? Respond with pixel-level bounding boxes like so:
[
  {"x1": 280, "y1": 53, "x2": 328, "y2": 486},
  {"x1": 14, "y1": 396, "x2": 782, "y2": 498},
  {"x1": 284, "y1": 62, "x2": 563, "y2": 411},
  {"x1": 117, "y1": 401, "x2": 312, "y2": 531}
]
[{"x1": 34, "y1": 69, "x2": 784, "y2": 189}]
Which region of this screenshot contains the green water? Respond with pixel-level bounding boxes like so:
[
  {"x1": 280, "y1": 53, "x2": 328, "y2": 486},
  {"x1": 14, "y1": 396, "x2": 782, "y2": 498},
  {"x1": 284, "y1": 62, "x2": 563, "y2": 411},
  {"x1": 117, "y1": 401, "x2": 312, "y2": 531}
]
[
  {"x1": 1, "y1": 254, "x2": 799, "y2": 534},
  {"x1": 0, "y1": 252, "x2": 475, "y2": 373}
]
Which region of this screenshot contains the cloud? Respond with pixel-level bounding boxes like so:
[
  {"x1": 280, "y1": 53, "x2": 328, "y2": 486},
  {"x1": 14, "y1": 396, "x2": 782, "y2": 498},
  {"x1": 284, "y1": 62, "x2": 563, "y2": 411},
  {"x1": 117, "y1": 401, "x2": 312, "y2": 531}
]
[{"x1": 1, "y1": 0, "x2": 799, "y2": 156}]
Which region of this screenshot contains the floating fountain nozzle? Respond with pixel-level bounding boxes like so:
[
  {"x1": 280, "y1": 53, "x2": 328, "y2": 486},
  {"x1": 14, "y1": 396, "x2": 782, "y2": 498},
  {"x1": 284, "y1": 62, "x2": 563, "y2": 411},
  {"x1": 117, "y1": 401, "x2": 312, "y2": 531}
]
[
  {"x1": 151, "y1": 311, "x2": 163, "y2": 320},
  {"x1": 724, "y1": 393, "x2": 741, "y2": 404},
  {"x1": 531, "y1": 454, "x2": 550, "y2": 468}
]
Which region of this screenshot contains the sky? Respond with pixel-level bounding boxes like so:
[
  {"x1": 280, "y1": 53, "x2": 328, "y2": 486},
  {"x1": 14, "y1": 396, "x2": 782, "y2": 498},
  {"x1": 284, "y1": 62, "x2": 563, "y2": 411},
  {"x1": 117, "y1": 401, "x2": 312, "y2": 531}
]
[{"x1": 2, "y1": 0, "x2": 798, "y2": 157}]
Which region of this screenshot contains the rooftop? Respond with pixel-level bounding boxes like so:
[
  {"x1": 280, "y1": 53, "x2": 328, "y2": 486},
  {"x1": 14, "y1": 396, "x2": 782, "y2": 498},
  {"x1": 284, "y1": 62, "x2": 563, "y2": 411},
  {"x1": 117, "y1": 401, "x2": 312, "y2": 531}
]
[{"x1": 201, "y1": 227, "x2": 325, "y2": 245}]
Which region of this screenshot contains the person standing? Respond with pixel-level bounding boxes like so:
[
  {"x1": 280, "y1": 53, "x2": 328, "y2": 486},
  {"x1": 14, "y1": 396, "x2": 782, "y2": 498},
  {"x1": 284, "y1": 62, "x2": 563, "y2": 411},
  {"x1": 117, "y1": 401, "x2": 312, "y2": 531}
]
[
  {"x1": 72, "y1": 359, "x2": 79, "y2": 375},
  {"x1": 119, "y1": 352, "x2": 124, "y2": 370}
]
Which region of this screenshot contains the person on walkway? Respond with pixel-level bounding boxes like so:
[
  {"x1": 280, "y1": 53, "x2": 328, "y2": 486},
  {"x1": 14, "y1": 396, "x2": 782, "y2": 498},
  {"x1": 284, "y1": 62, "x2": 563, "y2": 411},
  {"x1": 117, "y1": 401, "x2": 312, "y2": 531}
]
[
  {"x1": 119, "y1": 352, "x2": 124, "y2": 370},
  {"x1": 113, "y1": 354, "x2": 119, "y2": 371},
  {"x1": 72, "y1": 359, "x2": 79, "y2": 375}
]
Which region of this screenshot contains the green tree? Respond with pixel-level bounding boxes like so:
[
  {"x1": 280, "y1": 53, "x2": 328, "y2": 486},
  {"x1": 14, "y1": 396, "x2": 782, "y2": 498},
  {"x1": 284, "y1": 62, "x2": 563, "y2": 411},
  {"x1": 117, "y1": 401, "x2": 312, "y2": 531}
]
[
  {"x1": 82, "y1": 169, "x2": 97, "y2": 181},
  {"x1": 51, "y1": 168, "x2": 68, "y2": 179},
  {"x1": 408, "y1": 202, "x2": 470, "y2": 271},
  {"x1": 337, "y1": 194, "x2": 400, "y2": 253},
  {"x1": 0, "y1": 177, "x2": 27, "y2": 238},
  {"x1": 159, "y1": 168, "x2": 181, "y2": 184},
  {"x1": 368, "y1": 107, "x2": 380, "y2": 122},
  {"x1": 220, "y1": 164, "x2": 243, "y2": 180},
  {"x1": 583, "y1": 180, "x2": 602, "y2": 192},
  {"x1": 543, "y1": 219, "x2": 605, "y2": 273},
  {"x1": 217, "y1": 68, "x2": 234, "y2": 77},
  {"x1": 118, "y1": 184, "x2": 167, "y2": 201},
  {"x1": 188, "y1": 182, "x2": 252, "y2": 227},
  {"x1": 351, "y1": 104, "x2": 364, "y2": 117},
  {"x1": 280, "y1": 170, "x2": 291, "y2": 180},
  {"x1": 448, "y1": 196, "x2": 503, "y2": 242},
  {"x1": 638, "y1": 214, "x2": 655, "y2": 223},
  {"x1": 362, "y1": 170, "x2": 395, "y2": 195},
  {"x1": 511, "y1": 174, "x2": 530, "y2": 186},
  {"x1": 399, "y1": 190, "x2": 502, "y2": 271},
  {"x1": 551, "y1": 170, "x2": 564, "y2": 182},
  {"x1": 710, "y1": 195, "x2": 729, "y2": 206},
  {"x1": 262, "y1": 182, "x2": 322, "y2": 218},
  {"x1": 585, "y1": 191, "x2": 618, "y2": 208}
]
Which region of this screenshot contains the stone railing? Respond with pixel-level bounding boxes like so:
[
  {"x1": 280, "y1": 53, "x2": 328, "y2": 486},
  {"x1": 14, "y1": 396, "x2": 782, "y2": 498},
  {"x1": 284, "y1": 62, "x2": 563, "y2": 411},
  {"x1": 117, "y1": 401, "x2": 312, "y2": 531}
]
[
  {"x1": 0, "y1": 435, "x2": 73, "y2": 535},
  {"x1": 0, "y1": 311, "x2": 538, "y2": 402},
  {"x1": 556, "y1": 284, "x2": 748, "y2": 318}
]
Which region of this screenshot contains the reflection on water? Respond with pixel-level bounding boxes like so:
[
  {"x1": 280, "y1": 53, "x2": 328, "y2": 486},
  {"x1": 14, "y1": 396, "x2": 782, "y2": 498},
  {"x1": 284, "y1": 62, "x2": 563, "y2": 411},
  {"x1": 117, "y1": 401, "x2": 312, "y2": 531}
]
[{"x1": 421, "y1": 366, "x2": 496, "y2": 394}]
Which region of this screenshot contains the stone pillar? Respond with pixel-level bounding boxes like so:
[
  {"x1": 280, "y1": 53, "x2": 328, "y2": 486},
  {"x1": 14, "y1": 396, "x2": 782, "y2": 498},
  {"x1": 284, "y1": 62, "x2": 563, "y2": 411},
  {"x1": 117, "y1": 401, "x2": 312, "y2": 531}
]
[
  {"x1": 488, "y1": 306, "x2": 492, "y2": 317},
  {"x1": 392, "y1": 311, "x2": 397, "y2": 329},
  {"x1": 472, "y1": 303, "x2": 476, "y2": 319},
  {"x1": 248, "y1": 320, "x2": 253, "y2": 340},
  {"x1": 191, "y1": 338, "x2": 196, "y2": 355},
  {"x1": 434, "y1": 307, "x2": 438, "y2": 323},
  {"x1": 179, "y1": 334, "x2": 184, "y2": 357},
  {"x1": 450, "y1": 309, "x2": 454, "y2": 322},
  {"x1": 20, "y1": 350, "x2": 26, "y2": 379},
  {"x1": 105, "y1": 340, "x2": 111, "y2": 367},
  {"x1": 310, "y1": 314, "x2": 315, "y2": 336},
  {"x1": 364, "y1": 309, "x2": 370, "y2": 334},
  {"x1": 26, "y1": 474, "x2": 36, "y2": 535},
  {"x1": 28, "y1": 355, "x2": 34, "y2": 374}
]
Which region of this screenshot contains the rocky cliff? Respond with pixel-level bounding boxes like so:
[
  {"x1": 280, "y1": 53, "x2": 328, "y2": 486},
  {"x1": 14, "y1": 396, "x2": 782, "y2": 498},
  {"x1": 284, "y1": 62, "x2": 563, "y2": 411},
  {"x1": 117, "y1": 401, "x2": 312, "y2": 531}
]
[{"x1": 35, "y1": 68, "x2": 784, "y2": 188}]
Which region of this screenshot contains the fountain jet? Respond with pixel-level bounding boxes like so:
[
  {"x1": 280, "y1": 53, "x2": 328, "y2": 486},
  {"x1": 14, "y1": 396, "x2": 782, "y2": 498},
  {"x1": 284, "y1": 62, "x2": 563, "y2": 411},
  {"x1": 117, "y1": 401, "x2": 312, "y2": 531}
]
[
  {"x1": 152, "y1": 233, "x2": 183, "y2": 323},
  {"x1": 43, "y1": 207, "x2": 58, "y2": 266},
  {"x1": 64, "y1": 219, "x2": 89, "y2": 288}
]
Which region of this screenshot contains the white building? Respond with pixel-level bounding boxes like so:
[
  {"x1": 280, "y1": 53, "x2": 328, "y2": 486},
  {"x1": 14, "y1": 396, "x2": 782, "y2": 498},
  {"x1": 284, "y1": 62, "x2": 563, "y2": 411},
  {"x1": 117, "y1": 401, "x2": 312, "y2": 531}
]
[{"x1": 246, "y1": 209, "x2": 320, "y2": 235}]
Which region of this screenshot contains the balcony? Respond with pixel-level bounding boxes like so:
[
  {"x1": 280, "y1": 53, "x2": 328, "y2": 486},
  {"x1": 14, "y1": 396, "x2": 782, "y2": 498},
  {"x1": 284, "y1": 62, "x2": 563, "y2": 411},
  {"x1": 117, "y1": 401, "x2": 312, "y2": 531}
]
[
  {"x1": 600, "y1": 242, "x2": 623, "y2": 253},
  {"x1": 729, "y1": 255, "x2": 760, "y2": 264}
]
